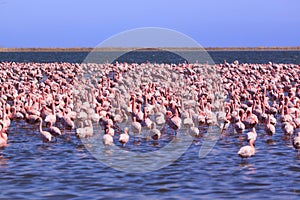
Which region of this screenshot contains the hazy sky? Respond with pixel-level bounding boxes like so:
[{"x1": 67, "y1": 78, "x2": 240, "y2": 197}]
[{"x1": 0, "y1": 0, "x2": 299, "y2": 47}]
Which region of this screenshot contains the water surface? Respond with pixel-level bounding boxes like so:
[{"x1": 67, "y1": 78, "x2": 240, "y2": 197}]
[
  {"x1": 1, "y1": 51, "x2": 300, "y2": 64},
  {"x1": 1, "y1": 121, "x2": 300, "y2": 199}
]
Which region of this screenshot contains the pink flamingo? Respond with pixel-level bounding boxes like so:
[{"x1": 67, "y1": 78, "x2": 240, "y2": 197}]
[
  {"x1": 44, "y1": 94, "x2": 57, "y2": 127},
  {"x1": 131, "y1": 116, "x2": 141, "y2": 140},
  {"x1": 279, "y1": 105, "x2": 292, "y2": 123},
  {"x1": 167, "y1": 110, "x2": 182, "y2": 130},
  {"x1": 293, "y1": 110, "x2": 300, "y2": 128},
  {"x1": 62, "y1": 109, "x2": 75, "y2": 130},
  {"x1": 1, "y1": 100, "x2": 11, "y2": 131},
  {"x1": 265, "y1": 114, "x2": 275, "y2": 136},
  {"x1": 0, "y1": 122, "x2": 8, "y2": 147},
  {"x1": 234, "y1": 110, "x2": 245, "y2": 134},
  {"x1": 282, "y1": 121, "x2": 295, "y2": 137},
  {"x1": 293, "y1": 132, "x2": 300, "y2": 152},
  {"x1": 47, "y1": 124, "x2": 62, "y2": 136},
  {"x1": 243, "y1": 109, "x2": 258, "y2": 129},
  {"x1": 22, "y1": 108, "x2": 40, "y2": 124},
  {"x1": 38, "y1": 117, "x2": 54, "y2": 142}
]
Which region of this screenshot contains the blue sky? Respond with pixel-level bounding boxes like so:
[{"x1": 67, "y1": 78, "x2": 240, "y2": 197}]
[{"x1": 0, "y1": 0, "x2": 299, "y2": 47}]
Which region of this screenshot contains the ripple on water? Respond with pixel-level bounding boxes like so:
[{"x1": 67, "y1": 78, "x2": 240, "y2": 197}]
[{"x1": 0, "y1": 120, "x2": 300, "y2": 199}]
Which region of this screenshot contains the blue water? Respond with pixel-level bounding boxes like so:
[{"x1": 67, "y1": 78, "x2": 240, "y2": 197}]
[
  {"x1": 1, "y1": 51, "x2": 300, "y2": 199},
  {"x1": 1, "y1": 50, "x2": 300, "y2": 64},
  {"x1": 2, "y1": 121, "x2": 300, "y2": 199}
]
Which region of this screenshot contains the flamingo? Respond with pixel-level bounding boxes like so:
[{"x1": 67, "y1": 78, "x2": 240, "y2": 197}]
[
  {"x1": 237, "y1": 139, "x2": 255, "y2": 160},
  {"x1": 1, "y1": 100, "x2": 11, "y2": 131},
  {"x1": 166, "y1": 109, "x2": 181, "y2": 132},
  {"x1": 150, "y1": 122, "x2": 161, "y2": 140},
  {"x1": 293, "y1": 132, "x2": 300, "y2": 151},
  {"x1": 269, "y1": 114, "x2": 277, "y2": 126},
  {"x1": 130, "y1": 96, "x2": 143, "y2": 123},
  {"x1": 293, "y1": 110, "x2": 300, "y2": 128},
  {"x1": 141, "y1": 109, "x2": 153, "y2": 138},
  {"x1": 246, "y1": 127, "x2": 257, "y2": 142},
  {"x1": 265, "y1": 114, "x2": 275, "y2": 136},
  {"x1": 0, "y1": 122, "x2": 8, "y2": 147},
  {"x1": 154, "y1": 107, "x2": 165, "y2": 126},
  {"x1": 234, "y1": 112, "x2": 245, "y2": 134},
  {"x1": 47, "y1": 124, "x2": 62, "y2": 136},
  {"x1": 243, "y1": 109, "x2": 258, "y2": 129},
  {"x1": 38, "y1": 117, "x2": 54, "y2": 142},
  {"x1": 205, "y1": 105, "x2": 214, "y2": 126},
  {"x1": 197, "y1": 110, "x2": 206, "y2": 126},
  {"x1": 142, "y1": 109, "x2": 152, "y2": 129},
  {"x1": 131, "y1": 116, "x2": 141, "y2": 139},
  {"x1": 189, "y1": 123, "x2": 200, "y2": 137},
  {"x1": 279, "y1": 106, "x2": 293, "y2": 123},
  {"x1": 13, "y1": 110, "x2": 24, "y2": 120},
  {"x1": 76, "y1": 120, "x2": 93, "y2": 138},
  {"x1": 119, "y1": 127, "x2": 129, "y2": 147},
  {"x1": 103, "y1": 133, "x2": 114, "y2": 146},
  {"x1": 282, "y1": 121, "x2": 295, "y2": 137},
  {"x1": 9, "y1": 106, "x2": 23, "y2": 120},
  {"x1": 217, "y1": 106, "x2": 231, "y2": 131},
  {"x1": 23, "y1": 109, "x2": 40, "y2": 124},
  {"x1": 113, "y1": 109, "x2": 123, "y2": 124},
  {"x1": 183, "y1": 109, "x2": 194, "y2": 128},
  {"x1": 105, "y1": 124, "x2": 115, "y2": 137},
  {"x1": 62, "y1": 110, "x2": 75, "y2": 130},
  {"x1": 44, "y1": 94, "x2": 57, "y2": 126}
]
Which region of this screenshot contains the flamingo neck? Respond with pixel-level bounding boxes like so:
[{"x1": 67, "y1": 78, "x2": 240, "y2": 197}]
[
  {"x1": 0, "y1": 130, "x2": 7, "y2": 141},
  {"x1": 131, "y1": 97, "x2": 136, "y2": 113},
  {"x1": 39, "y1": 119, "x2": 43, "y2": 133},
  {"x1": 252, "y1": 100, "x2": 256, "y2": 112},
  {"x1": 249, "y1": 139, "x2": 255, "y2": 148},
  {"x1": 151, "y1": 123, "x2": 156, "y2": 130},
  {"x1": 280, "y1": 105, "x2": 285, "y2": 116},
  {"x1": 285, "y1": 107, "x2": 290, "y2": 115},
  {"x1": 261, "y1": 103, "x2": 265, "y2": 113},
  {"x1": 52, "y1": 100, "x2": 56, "y2": 115},
  {"x1": 117, "y1": 93, "x2": 121, "y2": 109},
  {"x1": 2, "y1": 103, "x2": 6, "y2": 119},
  {"x1": 2, "y1": 132, "x2": 7, "y2": 140}
]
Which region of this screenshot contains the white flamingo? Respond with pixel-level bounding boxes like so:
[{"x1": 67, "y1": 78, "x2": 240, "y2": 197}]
[
  {"x1": 103, "y1": 133, "x2": 114, "y2": 146},
  {"x1": 237, "y1": 139, "x2": 255, "y2": 160},
  {"x1": 119, "y1": 127, "x2": 129, "y2": 147},
  {"x1": 150, "y1": 123, "x2": 161, "y2": 140}
]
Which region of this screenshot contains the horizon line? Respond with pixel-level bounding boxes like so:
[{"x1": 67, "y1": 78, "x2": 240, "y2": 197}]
[{"x1": 1, "y1": 46, "x2": 300, "y2": 52}]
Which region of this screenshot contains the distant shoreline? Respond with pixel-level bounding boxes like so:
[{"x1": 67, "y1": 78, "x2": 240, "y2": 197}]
[{"x1": 1, "y1": 47, "x2": 300, "y2": 52}]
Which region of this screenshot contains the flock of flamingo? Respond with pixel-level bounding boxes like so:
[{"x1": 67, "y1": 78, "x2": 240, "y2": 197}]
[{"x1": 1, "y1": 60, "x2": 300, "y2": 160}]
